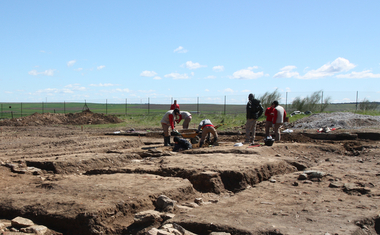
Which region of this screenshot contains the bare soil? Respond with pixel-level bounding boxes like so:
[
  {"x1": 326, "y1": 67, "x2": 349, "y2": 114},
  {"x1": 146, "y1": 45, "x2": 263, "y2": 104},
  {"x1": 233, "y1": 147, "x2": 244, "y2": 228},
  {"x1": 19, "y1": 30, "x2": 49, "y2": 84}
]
[{"x1": 0, "y1": 112, "x2": 379, "y2": 235}]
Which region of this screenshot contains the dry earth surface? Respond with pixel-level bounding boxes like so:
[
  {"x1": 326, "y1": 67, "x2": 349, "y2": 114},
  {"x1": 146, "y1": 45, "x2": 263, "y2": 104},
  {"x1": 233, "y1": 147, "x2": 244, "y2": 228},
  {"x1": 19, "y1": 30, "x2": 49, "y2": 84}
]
[{"x1": 0, "y1": 112, "x2": 380, "y2": 235}]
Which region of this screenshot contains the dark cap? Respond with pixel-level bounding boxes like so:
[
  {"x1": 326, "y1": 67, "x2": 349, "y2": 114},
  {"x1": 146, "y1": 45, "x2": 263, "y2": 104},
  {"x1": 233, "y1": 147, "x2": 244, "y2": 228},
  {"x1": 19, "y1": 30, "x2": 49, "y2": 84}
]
[
  {"x1": 173, "y1": 108, "x2": 179, "y2": 115},
  {"x1": 173, "y1": 136, "x2": 180, "y2": 142}
]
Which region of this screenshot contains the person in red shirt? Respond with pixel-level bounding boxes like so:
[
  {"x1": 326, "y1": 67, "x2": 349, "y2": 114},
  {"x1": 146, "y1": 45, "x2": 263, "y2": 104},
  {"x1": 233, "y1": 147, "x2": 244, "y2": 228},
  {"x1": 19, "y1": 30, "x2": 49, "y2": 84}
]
[
  {"x1": 170, "y1": 100, "x2": 180, "y2": 110},
  {"x1": 264, "y1": 103, "x2": 275, "y2": 138},
  {"x1": 272, "y1": 101, "x2": 287, "y2": 141},
  {"x1": 161, "y1": 108, "x2": 180, "y2": 146}
]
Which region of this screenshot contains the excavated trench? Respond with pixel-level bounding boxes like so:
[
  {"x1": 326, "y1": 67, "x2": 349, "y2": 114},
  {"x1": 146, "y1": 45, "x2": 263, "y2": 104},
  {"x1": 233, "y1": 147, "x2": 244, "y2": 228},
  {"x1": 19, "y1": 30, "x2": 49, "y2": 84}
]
[{"x1": 1, "y1": 130, "x2": 380, "y2": 234}]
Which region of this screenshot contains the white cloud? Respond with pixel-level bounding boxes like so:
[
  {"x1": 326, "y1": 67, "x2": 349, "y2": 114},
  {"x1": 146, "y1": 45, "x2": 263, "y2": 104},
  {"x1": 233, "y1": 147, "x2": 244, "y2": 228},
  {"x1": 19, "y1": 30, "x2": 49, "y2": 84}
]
[
  {"x1": 115, "y1": 88, "x2": 131, "y2": 93},
  {"x1": 224, "y1": 88, "x2": 234, "y2": 93},
  {"x1": 28, "y1": 69, "x2": 55, "y2": 76},
  {"x1": 74, "y1": 68, "x2": 83, "y2": 71},
  {"x1": 231, "y1": 66, "x2": 264, "y2": 79},
  {"x1": 153, "y1": 76, "x2": 162, "y2": 80},
  {"x1": 300, "y1": 57, "x2": 356, "y2": 79},
  {"x1": 336, "y1": 70, "x2": 380, "y2": 79},
  {"x1": 90, "y1": 83, "x2": 117, "y2": 87},
  {"x1": 140, "y1": 71, "x2": 157, "y2": 77},
  {"x1": 164, "y1": 73, "x2": 189, "y2": 79},
  {"x1": 174, "y1": 46, "x2": 188, "y2": 53},
  {"x1": 274, "y1": 66, "x2": 300, "y2": 78},
  {"x1": 205, "y1": 89, "x2": 210, "y2": 92},
  {"x1": 67, "y1": 60, "x2": 76, "y2": 67},
  {"x1": 183, "y1": 61, "x2": 206, "y2": 70},
  {"x1": 241, "y1": 89, "x2": 250, "y2": 93},
  {"x1": 65, "y1": 84, "x2": 86, "y2": 91},
  {"x1": 213, "y1": 65, "x2": 224, "y2": 72},
  {"x1": 97, "y1": 65, "x2": 106, "y2": 70},
  {"x1": 205, "y1": 75, "x2": 216, "y2": 79}
]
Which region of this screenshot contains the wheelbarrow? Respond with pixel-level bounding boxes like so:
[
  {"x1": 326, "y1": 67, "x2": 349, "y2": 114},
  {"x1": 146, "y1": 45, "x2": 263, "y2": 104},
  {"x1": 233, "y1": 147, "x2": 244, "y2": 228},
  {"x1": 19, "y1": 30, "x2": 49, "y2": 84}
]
[
  {"x1": 171, "y1": 124, "x2": 224, "y2": 144},
  {"x1": 171, "y1": 129, "x2": 201, "y2": 144}
]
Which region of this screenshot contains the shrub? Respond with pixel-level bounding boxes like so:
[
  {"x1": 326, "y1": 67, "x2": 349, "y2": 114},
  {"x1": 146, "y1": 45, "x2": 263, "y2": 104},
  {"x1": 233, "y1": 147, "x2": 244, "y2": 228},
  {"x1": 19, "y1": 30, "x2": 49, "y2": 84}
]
[
  {"x1": 359, "y1": 98, "x2": 379, "y2": 111},
  {"x1": 258, "y1": 89, "x2": 282, "y2": 109},
  {"x1": 292, "y1": 90, "x2": 331, "y2": 112}
]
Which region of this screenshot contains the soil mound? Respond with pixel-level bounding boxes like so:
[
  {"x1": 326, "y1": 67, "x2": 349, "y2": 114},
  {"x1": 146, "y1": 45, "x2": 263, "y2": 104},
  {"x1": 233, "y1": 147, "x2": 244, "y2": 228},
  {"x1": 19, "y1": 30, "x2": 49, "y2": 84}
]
[
  {"x1": 285, "y1": 112, "x2": 380, "y2": 130},
  {"x1": 0, "y1": 110, "x2": 123, "y2": 126}
]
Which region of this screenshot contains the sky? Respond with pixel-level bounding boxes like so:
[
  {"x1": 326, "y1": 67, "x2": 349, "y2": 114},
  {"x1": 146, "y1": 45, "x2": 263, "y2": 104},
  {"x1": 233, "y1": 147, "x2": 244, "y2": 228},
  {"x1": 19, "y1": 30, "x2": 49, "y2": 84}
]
[{"x1": 1, "y1": 0, "x2": 379, "y2": 105}]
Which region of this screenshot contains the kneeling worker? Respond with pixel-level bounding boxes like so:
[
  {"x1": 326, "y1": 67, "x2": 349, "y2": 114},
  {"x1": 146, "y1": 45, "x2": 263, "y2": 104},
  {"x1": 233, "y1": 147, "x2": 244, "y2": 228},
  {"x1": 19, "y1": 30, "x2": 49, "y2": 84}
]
[
  {"x1": 197, "y1": 119, "x2": 218, "y2": 147},
  {"x1": 172, "y1": 136, "x2": 192, "y2": 152}
]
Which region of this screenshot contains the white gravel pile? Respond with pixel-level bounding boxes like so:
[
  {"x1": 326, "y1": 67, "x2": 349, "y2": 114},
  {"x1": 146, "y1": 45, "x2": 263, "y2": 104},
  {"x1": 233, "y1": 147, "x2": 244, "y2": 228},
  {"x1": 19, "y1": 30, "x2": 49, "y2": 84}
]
[{"x1": 286, "y1": 112, "x2": 380, "y2": 130}]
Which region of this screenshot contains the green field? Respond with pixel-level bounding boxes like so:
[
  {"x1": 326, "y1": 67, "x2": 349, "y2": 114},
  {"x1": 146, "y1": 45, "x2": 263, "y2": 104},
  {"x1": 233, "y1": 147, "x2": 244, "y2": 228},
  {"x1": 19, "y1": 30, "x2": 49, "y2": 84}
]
[{"x1": 0, "y1": 102, "x2": 378, "y2": 121}]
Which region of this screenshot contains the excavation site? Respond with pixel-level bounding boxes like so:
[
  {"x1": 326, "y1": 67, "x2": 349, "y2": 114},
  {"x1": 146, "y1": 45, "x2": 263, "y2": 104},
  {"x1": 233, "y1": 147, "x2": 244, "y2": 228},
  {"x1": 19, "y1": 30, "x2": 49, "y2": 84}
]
[{"x1": 0, "y1": 111, "x2": 379, "y2": 235}]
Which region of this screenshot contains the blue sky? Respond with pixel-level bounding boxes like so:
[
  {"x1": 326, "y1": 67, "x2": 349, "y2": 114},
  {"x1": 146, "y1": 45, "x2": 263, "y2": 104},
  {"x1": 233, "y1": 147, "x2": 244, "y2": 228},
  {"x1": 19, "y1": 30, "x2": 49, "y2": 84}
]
[{"x1": 1, "y1": 0, "x2": 379, "y2": 105}]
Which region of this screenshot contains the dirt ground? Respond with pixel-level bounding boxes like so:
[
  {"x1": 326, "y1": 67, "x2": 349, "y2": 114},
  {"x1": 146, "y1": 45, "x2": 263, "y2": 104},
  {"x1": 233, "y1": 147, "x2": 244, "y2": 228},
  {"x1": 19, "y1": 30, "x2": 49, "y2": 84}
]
[{"x1": 0, "y1": 112, "x2": 379, "y2": 235}]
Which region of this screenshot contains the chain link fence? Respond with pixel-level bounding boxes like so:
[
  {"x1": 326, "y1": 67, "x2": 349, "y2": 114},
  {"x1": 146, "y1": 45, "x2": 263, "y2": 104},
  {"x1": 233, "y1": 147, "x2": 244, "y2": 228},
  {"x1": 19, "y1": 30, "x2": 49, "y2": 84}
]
[{"x1": 1, "y1": 91, "x2": 379, "y2": 119}]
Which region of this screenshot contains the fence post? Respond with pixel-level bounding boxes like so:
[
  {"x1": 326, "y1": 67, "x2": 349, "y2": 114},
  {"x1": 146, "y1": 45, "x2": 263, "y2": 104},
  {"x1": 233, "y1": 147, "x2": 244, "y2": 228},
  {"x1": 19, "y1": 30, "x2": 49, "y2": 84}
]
[
  {"x1": 356, "y1": 91, "x2": 358, "y2": 111},
  {"x1": 224, "y1": 96, "x2": 226, "y2": 115},
  {"x1": 321, "y1": 91, "x2": 324, "y2": 112},
  {"x1": 197, "y1": 97, "x2": 199, "y2": 114},
  {"x1": 286, "y1": 92, "x2": 288, "y2": 111},
  {"x1": 125, "y1": 99, "x2": 128, "y2": 116}
]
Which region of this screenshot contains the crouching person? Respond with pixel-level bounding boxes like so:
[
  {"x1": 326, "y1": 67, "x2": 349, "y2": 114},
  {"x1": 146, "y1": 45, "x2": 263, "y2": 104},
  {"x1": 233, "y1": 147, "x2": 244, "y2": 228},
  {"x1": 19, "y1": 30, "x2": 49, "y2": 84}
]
[
  {"x1": 197, "y1": 119, "x2": 218, "y2": 147},
  {"x1": 172, "y1": 136, "x2": 192, "y2": 152}
]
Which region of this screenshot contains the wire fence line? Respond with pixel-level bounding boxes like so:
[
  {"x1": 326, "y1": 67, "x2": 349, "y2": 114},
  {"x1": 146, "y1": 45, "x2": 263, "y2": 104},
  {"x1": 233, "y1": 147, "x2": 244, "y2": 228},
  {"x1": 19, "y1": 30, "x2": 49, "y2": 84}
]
[{"x1": 1, "y1": 91, "x2": 379, "y2": 119}]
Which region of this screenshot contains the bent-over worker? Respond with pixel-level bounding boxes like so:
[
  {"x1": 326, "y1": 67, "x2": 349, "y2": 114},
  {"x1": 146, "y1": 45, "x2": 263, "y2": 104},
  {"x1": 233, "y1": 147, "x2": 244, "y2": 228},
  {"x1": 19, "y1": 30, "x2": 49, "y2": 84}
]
[
  {"x1": 161, "y1": 108, "x2": 180, "y2": 146},
  {"x1": 197, "y1": 119, "x2": 218, "y2": 147},
  {"x1": 176, "y1": 111, "x2": 192, "y2": 129}
]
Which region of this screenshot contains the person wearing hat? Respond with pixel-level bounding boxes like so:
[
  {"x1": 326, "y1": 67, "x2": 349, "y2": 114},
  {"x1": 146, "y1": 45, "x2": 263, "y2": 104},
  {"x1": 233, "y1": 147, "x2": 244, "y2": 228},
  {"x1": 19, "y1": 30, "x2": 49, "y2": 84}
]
[
  {"x1": 172, "y1": 136, "x2": 192, "y2": 152},
  {"x1": 245, "y1": 93, "x2": 263, "y2": 145},
  {"x1": 161, "y1": 108, "x2": 180, "y2": 146}
]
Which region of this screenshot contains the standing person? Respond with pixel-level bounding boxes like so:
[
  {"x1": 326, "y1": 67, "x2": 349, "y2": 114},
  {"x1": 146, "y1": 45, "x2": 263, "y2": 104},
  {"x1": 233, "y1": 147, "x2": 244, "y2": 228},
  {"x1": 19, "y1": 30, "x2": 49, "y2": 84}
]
[
  {"x1": 161, "y1": 108, "x2": 180, "y2": 146},
  {"x1": 172, "y1": 136, "x2": 192, "y2": 152},
  {"x1": 176, "y1": 111, "x2": 192, "y2": 129},
  {"x1": 197, "y1": 119, "x2": 218, "y2": 147},
  {"x1": 170, "y1": 100, "x2": 180, "y2": 110},
  {"x1": 264, "y1": 102, "x2": 275, "y2": 138},
  {"x1": 272, "y1": 100, "x2": 287, "y2": 141},
  {"x1": 245, "y1": 93, "x2": 263, "y2": 145}
]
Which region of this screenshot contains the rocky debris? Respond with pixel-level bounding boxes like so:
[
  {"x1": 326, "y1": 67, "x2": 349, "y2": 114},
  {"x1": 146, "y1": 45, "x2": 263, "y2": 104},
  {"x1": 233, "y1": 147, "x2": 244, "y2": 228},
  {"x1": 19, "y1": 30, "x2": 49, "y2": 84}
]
[
  {"x1": 3, "y1": 162, "x2": 43, "y2": 175},
  {"x1": 297, "y1": 170, "x2": 326, "y2": 181},
  {"x1": 0, "y1": 110, "x2": 123, "y2": 126},
  {"x1": 0, "y1": 216, "x2": 56, "y2": 235},
  {"x1": 155, "y1": 195, "x2": 177, "y2": 212},
  {"x1": 285, "y1": 112, "x2": 380, "y2": 130}
]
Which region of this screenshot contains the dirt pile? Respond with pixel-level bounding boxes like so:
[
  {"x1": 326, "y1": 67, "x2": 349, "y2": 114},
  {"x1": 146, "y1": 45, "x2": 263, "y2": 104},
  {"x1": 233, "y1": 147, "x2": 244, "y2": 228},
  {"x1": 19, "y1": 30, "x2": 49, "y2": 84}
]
[
  {"x1": 285, "y1": 112, "x2": 380, "y2": 130},
  {"x1": 0, "y1": 110, "x2": 123, "y2": 126}
]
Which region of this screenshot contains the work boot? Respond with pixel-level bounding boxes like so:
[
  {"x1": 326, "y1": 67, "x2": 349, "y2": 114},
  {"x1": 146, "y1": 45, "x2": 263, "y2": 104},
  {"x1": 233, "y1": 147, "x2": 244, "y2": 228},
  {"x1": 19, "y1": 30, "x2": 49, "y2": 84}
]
[
  {"x1": 213, "y1": 137, "x2": 219, "y2": 146},
  {"x1": 199, "y1": 141, "x2": 204, "y2": 148},
  {"x1": 164, "y1": 136, "x2": 170, "y2": 146}
]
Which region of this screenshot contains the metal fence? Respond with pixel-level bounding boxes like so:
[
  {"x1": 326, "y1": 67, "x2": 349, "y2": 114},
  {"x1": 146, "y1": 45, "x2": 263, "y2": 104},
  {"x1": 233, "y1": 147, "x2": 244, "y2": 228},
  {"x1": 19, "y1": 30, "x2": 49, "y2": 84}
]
[{"x1": 1, "y1": 91, "x2": 379, "y2": 119}]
